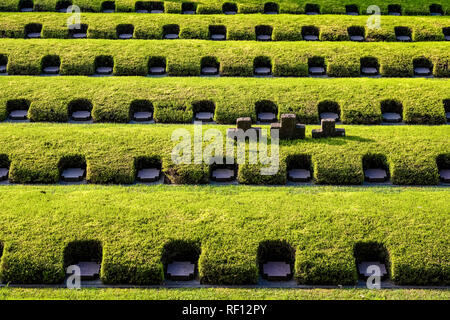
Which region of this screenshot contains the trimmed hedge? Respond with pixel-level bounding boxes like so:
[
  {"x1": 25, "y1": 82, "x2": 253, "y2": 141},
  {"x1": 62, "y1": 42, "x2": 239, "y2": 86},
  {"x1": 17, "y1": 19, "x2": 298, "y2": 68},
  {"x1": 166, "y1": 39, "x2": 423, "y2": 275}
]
[
  {"x1": 0, "y1": 12, "x2": 449, "y2": 41},
  {"x1": 0, "y1": 121, "x2": 447, "y2": 186},
  {"x1": 0, "y1": 39, "x2": 449, "y2": 78},
  {"x1": 0, "y1": 0, "x2": 448, "y2": 15},
  {"x1": 0, "y1": 77, "x2": 448, "y2": 125},
  {"x1": 0, "y1": 185, "x2": 448, "y2": 285}
]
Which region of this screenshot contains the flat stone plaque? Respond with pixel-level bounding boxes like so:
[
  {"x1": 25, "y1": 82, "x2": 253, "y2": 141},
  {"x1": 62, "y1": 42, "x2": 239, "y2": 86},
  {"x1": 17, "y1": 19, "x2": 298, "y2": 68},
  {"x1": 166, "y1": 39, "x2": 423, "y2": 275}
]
[
  {"x1": 309, "y1": 67, "x2": 325, "y2": 75},
  {"x1": 61, "y1": 168, "x2": 85, "y2": 182},
  {"x1": 445, "y1": 36, "x2": 450, "y2": 41},
  {"x1": 430, "y1": 12, "x2": 442, "y2": 16},
  {"x1": 211, "y1": 168, "x2": 235, "y2": 182},
  {"x1": 9, "y1": 109, "x2": 28, "y2": 120},
  {"x1": 27, "y1": 32, "x2": 41, "y2": 38},
  {"x1": 150, "y1": 9, "x2": 164, "y2": 13},
  {"x1": 396, "y1": 35, "x2": 411, "y2": 42},
  {"x1": 96, "y1": 66, "x2": 113, "y2": 74},
  {"x1": 167, "y1": 261, "x2": 195, "y2": 281},
  {"x1": 265, "y1": 11, "x2": 278, "y2": 15},
  {"x1": 350, "y1": 35, "x2": 365, "y2": 42},
  {"x1": 0, "y1": 168, "x2": 8, "y2": 181},
  {"x1": 164, "y1": 33, "x2": 179, "y2": 39},
  {"x1": 69, "y1": 262, "x2": 101, "y2": 280},
  {"x1": 43, "y1": 66, "x2": 59, "y2": 74},
  {"x1": 118, "y1": 33, "x2": 133, "y2": 39},
  {"x1": 103, "y1": 9, "x2": 114, "y2": 13},
  {"x1": 414, "y1": 67, "x2": 431, "y2": 76},
  {"x1": 440, "y1": 169, "x2": 450, "y2": 183},
  {"x1": 303, "y1": 35, "x2": 319, "y2": 41},
  {"x1": 72, "y1": 110, "x2": 91, "y2": 121},
  {"x1": 59, "y1": 8, "x2": 69, "y2": 13},
  {"x1": 258, "y1": 113, "x2": 276, "y2": 122},
  {"x1": 320, "y1": 112, "x2": 339, "y2": 121},
  {"x1": 72, "y1": 32, "x2": 87, "y2": 39},
  {"x1": 0, "y1": 65, "x2": 6, "y2": 73},
  {"x1": 306, "y1": 12, "x2": 319, "y2": 15},
  {"x1": 382, "y1": 112, "x2": 402, "y2": 123},
  {"x1": 389, "y1": 12, "x2": 401, "y2": 16},
  {"x1": 20, "y1": 8, "x2": 33, "y2": 12},
  {"x1": 263, "y1": 261, "x2": 291, "y2": 281},
  {"x1": 254, "y1": 67, "x2": 271, "y2": 75},
  {"x1": 195, "y1": 112, "x2": 214, "y2": 121},
  {"x1": 136, "y1": 9, "x2": 148, "y2": 13},
  {"x1": 133, "y1": 111, "x2": 152, "y2": 121},
  {"x1": 223, "y1": 11, "x2": 237, "y2": 15},
  {"x1": 256, "y1": 34, "x2": 271, "y2": 41},
  {"x1": 288, "y1": 169, "x2": 311, "y2": 182},
  {"x1": 358, "y1": 261, "x2": 387, "y2": 277},
  {"x1": 202, "y1": 67, "x2": 218, "y2": 75},
  {"x1": 211, "y1": 34, "x2": 225, "y2": 40},
  {"x1": 149, "y1": 66, "x2": 165, "y2": 75},
  {"x1": 183, "y1": 10, "x2": 195, "y2": 14},
  {"x1": 347, "y1": 12, "x2": 359, "y2": 16},
  {"x1": 361, "y1": 67, "x2": 378, "y2": 75},
  {"x1": 364, "y1": 168, "x2": 388, "y2": 182},
  {"x1": 137, "y1": 168, "x2": 160, "y2": 182},
  {"x1": 445, "y1": 112, "x2": 450, "y2": 122}
]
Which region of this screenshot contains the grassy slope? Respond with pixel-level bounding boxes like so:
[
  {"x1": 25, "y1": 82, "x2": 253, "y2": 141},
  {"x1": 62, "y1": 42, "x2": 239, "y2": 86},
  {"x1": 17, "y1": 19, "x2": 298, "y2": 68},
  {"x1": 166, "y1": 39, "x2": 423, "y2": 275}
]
[
  {"x1": 0, "y1": 13, "x2": 448, "y2": 41},
  {"x1": 0, "y1": 287, "x2": 449, "y2": 300},
  {"x1": 0, "y1": 0, "x2": 448, "y2": 15},
  {"x1": 0, "y1": 185, "x2": 448, "y2": 285}
]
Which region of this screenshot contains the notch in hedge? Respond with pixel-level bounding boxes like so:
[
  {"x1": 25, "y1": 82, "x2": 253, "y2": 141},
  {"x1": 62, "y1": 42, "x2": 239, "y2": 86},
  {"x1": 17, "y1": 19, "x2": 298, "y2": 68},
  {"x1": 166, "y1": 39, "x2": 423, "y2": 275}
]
[
  {"x1": 193, "y1": 100, "x2": 215, "y2": 122},
  {"x1": 210, "y1": 159, "x2": 237, "y2": 182},
  {"x1": 345, "y1": 4, "x2": 359, "y2": 15},
  {"x1": 348, "y1": 26, "x2": 365, "y2": 42},
  {"x1": 255, "y1": 100, "x2": 277, "y2": 123},
  {"x1": 135, "y1": 156, "x2": 162, "y2": 183},
  {"x1": 318, "y1": 100, "x2": 340, "y2": 122},
  {"x1": 209, "y1": 25, "x2": 226, "y2": 41},
  {"x1": 24, "y1": 23, "x2": 42, "y2": 39},
  {"x1": 388, "y1": 4, "x2": 402, "y2": 16},
  {"x1": 162, "y1": 240, "x2": 200, "y2": 281},
  {"x1": 135, "y1": 1, "x2": 164, "y2": 13},
  {"x1": 59, "y1": 155, "x2": 87, "y2": 182},
  {"x1": 0, "y1": 154, "x2": 11, "y2": 182},
  {"x1": 305, "y1": 3, "x2": 320, "y2": 15},
  {"x1": 381, "y1": 99, "x2": 403, "y2": 123},
  {"x1": 436, "y1": 154, "x2": 450, "y2": 183},
  {"x1": 148, "y1": 56, "x2": 166, "y2": 75},
  {"x1": 255, "y1": 25, "x2": 273, "y2": 41},
  {"x1": 444, "y1": 28, "x2": 450, "y2": 41},
  {"x1": 0, "y1": 54, "x2": 7, "y2": 74},
  {"x1": 68, "y1": 98, "x2": 93, "y2": 122},
  {"x1": 360, "y1": 57, "x2": 380, "y2": 76},
  {"x1": 69, "y1": 23, "x2": 88, "y2": 39},
  {"x1": 395, "y1": 26, "x2": 412, "y2": 42},
  {"x1": 253, "y1": 56, "x2": 272, "y2": 76},
  {"x1": 363, "y1": 153, "x2": 389, "y2": 183},
  {"x1": 308, "y1": 56, "x2": 326, "y2": 76},
  {"x1": 163, "y1": 24, "x2": 180, "y2": 39},
  {"x1": 64, "y1": 240, "x2": 102, "y2": 280},
  {"x1": 264, "y1": 2, "x2": 279, "y2": 14},
  {"x1": 201, "y1": 56, "x2": 220, "y2": 76},
  {"x1": 223, "y1": 2, "x2": 237, "y2": 14},
  {"x1": 116, "y1": 24, "x2": 134, "y2": 40},
  {"x1": 130, "y1": 100, "x2": 153, "y2": 122},
  {"x1": 41, "y1": 55, "x2": 60, "y2": 75},
  {"x1": 182, "y1": 2, "x2": 196, "y2": 14},
  {"x1": 19, "y1": 0, "x2": 34, "y2": 12},
  {"x1": 7, "y1": 99, "x2": 30, "y2": 121},
  {"x1": 258, "y1": 240, "x2": 294, "y2": 281},
  {"x1": 302, "y1": 25, "x2": 319, "y2": 41},
  {"x1": 354, "y1": 241, "x2": 390, "y2": 280},
  {"x1": 56, "y1": 0, "x2": 72, "y2": 13},
  {"x1": 101, "y1": 1, "x2": 115, "y2": 13},
  {"x1": 286, "y1": 154, "x2": 312, "y2": 183},
  {"x1": 444, "y1": 99, "x2": 450, "y2": 123},
  {"x1": 413, "y1": 57, "x2": 433, "y2": 77},
  {"x1": 94, "y1": 55, "x2": 114, "y2": 75},
  {"x1": 430, "y1": 4, "x2": 443, "y2": 16}
]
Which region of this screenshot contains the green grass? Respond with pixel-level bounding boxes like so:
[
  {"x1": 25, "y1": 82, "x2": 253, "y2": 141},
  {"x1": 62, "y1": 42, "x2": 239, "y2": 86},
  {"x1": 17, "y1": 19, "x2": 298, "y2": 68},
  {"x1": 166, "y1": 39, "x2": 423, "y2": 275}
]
[
  {"x1": 0, "y1": 0, "x2": 448, "y2": 15},
  {"x1": 0, "y1": 122, "x2": 448, "y2": 185},
  {"x1": 0, "y1": 12, "x2": 449, "y2": 41},
  {"x1": 0, "y1": 77, "x2": 448, "y2": 125},
  {"x1": 0, "y1": 185, "x2": 448, "y2": 285},
  {"x1": 0, "y1": 287, "x2": 449, "y2": 300},
  {"x1": 1, "y1": 39, "x2": 449, "y2": 77}
]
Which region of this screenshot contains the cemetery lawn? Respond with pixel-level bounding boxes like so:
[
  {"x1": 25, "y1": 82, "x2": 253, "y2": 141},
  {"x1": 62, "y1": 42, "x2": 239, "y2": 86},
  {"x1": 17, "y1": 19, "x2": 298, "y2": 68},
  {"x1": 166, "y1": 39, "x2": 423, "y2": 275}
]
[{"x1": 0, "y1": 287, "x2": 449, "y2": 300}]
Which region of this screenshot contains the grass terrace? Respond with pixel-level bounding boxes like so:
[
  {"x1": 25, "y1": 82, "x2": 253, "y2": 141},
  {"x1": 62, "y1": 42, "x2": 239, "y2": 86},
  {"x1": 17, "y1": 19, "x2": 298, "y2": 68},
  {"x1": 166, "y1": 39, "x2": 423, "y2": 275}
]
[
  {"x1": 0, "y1": 13, "x2": 449, "y2": 41},
  {"x1": 0, "y1": 0, "x2": 448, "y2": 15},
  {"x1": 0, "y1": 39, "x2": 449, "y2": 77}
]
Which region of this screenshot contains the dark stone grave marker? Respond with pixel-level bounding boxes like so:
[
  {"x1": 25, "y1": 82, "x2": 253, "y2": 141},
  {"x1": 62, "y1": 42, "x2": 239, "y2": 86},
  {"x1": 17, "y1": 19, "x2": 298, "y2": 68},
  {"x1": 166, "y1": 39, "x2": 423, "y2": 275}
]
[
  {"x1": 164, "y1": 33, "x2": 179, "y2": 39},
  {"x1": 118, "y1": 33, "x2": 133, "y2": 39},
  {"x1": 9, "y1": 110, "x2": 28, "y2": 120},
  {"x1": 71, "y1": 110, "x2": 91, "y2": 121},
  {"x1": 27, "y1": 32, "x2": 41, "y2": 38},
  {"x1": 414, "y1": 67, "x2": 431, "y2": 76},
  {"x1": 309, "y1": 66, "x2": 326, "y2": 76},
  {"x1": 361, "y1": 67, "x2": 379, "y2": 76},
  {"x1": 311, "y1": 119, "x2": 345, "y2": 138},
  {"x1": 254, "y1": 67, "x2": 271, "y2": 76},
  {"x1": 396, "y1": 35, "x2": 411, "y2": 42},
  {"x1": 440, "y1": 169, "x2": 450, "y2": 183},
  {"x1": 382, "y1": 112, "x2": 402, "y2": 123},
  {"x1": 262, "y1": 261, "x2": 291, "y2": 281},
  {"x1": 257, "y1": 112, "x2": 277, "y2": 123},
  {"x1": 319, "y1": 112, "x2": 339, "y2": 121},
  {"x1": 446, "y1": 112, "x2": 450, "y2": 122},
  {"x1": 227, "y1": 117, "x2": 262, "y2": 139},
  {"x1": 69, "y1": 262, "x2": 101, "y2": 280},
  {"x1": 149, "y1": 66, "x2": 165, "y2": 75},
  {"x1": 61, "y1": 168, "x2": 85, "y2": 182},
  {"x1": 166, "y1": 261, "x2": 195, "y2": 281},
  {"x1": 201, "y1": 66, "x2": 218, "y2": 75},
  {"x1": 133, "y1": 111, "x2": 152, "y2": 122},
  {"x1": 0, "y1": 65, "x2": 6, "y2": 73},
  {"x1": 211, "y1": 168, "x2": 235, "y2": 182},
  {"x1": 137, "y1": 168, "x2": 161, "y2": 182},
  {"x1": 303, "y1": 34, "x2": 319, "y2": 41},
  {"x1": 358, "y1": 261, "x2": 387, "y2": 277},
  {"x1": 270, "y1": 114, "x2": 305, "y2": 140},
  {"x1": 288, "y1": 169, "x2": 311, "y2": 182},
  {"x1": 96, "y1": 66, "x2": 113, "y2": 75},
  {"x1": 0, "y1": 168, "x2": 8, "y2": 181},
  {"x1": 364, "y1": 168, "x2": 388, "y2": 182},
  {"x1": 195, "y1": 112, "x2": 214, "y2": 122},
  {"x1": 43, "y1": 66, "x2": 60, "y2": 74},
  {"x1": 211, "y1": 33, "x2": 225, "y2": 40}
]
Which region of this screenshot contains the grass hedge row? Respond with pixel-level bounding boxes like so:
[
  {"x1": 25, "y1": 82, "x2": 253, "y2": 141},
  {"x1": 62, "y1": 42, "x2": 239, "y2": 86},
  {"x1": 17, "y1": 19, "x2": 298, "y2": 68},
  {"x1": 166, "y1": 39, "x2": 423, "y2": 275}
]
[
  {"x1": 0, "y1": 185, "x2": 448, "y2": 285},
  {"x1": 0, "y1": 77, "x2": 448, "y2": 125},
  {"x1": 0, "y1": 0, "x2": 448, "y2": 15},
  {"x1": 0, "y1": 12, "x2": 449, "y2": 41},
  {"x1": 0, "y1": 39, "x2": 449, "y2": 78},
  {"x1": 0, "y1": 122, "x2": 448, "y2": 186}
]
